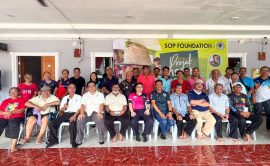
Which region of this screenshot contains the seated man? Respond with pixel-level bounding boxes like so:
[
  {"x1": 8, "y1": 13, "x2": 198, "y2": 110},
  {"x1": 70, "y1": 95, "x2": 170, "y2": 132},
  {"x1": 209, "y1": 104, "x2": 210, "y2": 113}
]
[
  {"x1": 24, "y1": 86, "x2": 60, "y2": 144},
  {"x1": 151, "y1": 80, "x2": 175, "y2": 140},
  {"x1": 170, "y1": 83, "x2": 197, "y2": 139},
  {"x1": 209, "y1": 83, "x2": 238, "y2": 141},
  {"x1": 46, "y1": 84, "x2": 81, "y2": 148},
  {"x1": 228, "y1": 83, "x2": 263, "y2": 141},
  {"x1": 188, "y1": 79, "x2": 216, "y2": 139},
  {"x1": 76, "y1": 81, "x2": 106, "y2": 145},
  {"x1": 105, "y1": 83, "x2": 129, "y2": 142}
]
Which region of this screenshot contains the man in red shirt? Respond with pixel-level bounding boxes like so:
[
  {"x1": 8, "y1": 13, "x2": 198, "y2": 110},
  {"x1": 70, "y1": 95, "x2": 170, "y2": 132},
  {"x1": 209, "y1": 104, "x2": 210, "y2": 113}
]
[
  {"x1": 18, "y1": 74, "x2": 38, "y2": 101},
  {"x1": 137, "y1": 66, "x2": 155, "y2": 97}
]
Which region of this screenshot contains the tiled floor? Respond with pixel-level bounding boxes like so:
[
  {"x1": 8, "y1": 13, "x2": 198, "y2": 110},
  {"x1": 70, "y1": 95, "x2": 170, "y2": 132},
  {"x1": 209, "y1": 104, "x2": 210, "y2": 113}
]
[{"x1": 1, "y1": 117, "x2": 270, "y2": 165}]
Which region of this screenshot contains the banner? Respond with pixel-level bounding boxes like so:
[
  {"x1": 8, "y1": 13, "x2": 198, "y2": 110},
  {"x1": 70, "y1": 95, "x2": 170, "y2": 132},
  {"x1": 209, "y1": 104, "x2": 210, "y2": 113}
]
[{"x1": 113, "y1": 39, "x2": 228, "y2": 80}]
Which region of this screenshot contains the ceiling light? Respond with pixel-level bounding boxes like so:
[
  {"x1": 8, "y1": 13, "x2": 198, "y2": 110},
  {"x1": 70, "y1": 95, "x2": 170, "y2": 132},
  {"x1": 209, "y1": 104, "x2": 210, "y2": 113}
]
[
  {"x1": 231, "y1": 16, "x2": 240, "y2": 20},
  {"x1": 6, "y1": 14, "x2": 16, "y2": 18}
]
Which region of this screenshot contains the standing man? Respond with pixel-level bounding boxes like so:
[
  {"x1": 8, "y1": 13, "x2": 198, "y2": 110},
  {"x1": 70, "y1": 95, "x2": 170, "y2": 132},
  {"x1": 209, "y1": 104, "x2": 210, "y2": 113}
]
[
  {"x1": 151, "y1": 80, "x2": 175, "y2": 139},
  {"x1": 170, "y1": 83, "x2": 196, "y2": 139},
  {"x1": 220, "y1": 67, "x2": 234, "y2": 95},
  {"x1": 205, "y1": 69, "x2": 225, "y2": 94},
  {"x1": 183, "y1": 68, "x2": 191, "y2": 80},
  {"x1": 187, "y1": 67, "x2": 206, "y2": 90},
  {"x1": 159, "y1": 66, "x2": 173, "y2": 93},
  {"x1": 153, "y1": 67, "x2": 161, "y2": 80},
  {"x1": 46, "y1": 84, "x2": 81, "y2": 148},
  {"x1": 228, "y1": 83, "x2": 262, "y2": 141},
  {"x1": 137, "y1": 66, "x2": 156, "y2": 97},
  {"x1": 253, "y1": 66, "x2": 270, "y2": 130},
  {"x1": 99, "y1": 67, "x2": 119, "y2": 95},
  {"x1": 70, "y1": 68, "x2": 85, "y2": 96},
  {"x1": 188, "y1": 79, "x2": 216, "y2": 139},
  {"x1": 105, "y1": 83, "x2": 129, "y2": 142},
  {"x1": 209, "y1": 84, "x2": 238, "y2": 141},
  {"x1": 76, "y1": 81, "x2": 106, "y2": 145},
  {"x1": 239, "y1": 67, "x2": 255, "y2": 100},
  {"x1": 120, "y1": 70, "x2": 136, "y2": 98},
  {"x1": 132, "y1": 67, "x2": 140, "y2": 82}
]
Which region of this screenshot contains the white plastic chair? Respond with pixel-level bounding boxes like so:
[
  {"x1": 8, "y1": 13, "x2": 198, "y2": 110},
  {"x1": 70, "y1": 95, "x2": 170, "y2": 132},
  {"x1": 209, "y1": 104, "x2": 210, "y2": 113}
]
[
  {"x1": 153, "y1": 119, "x2": 176, "y2": 141},
  {"x1": 107, "y1": 121, "x2": 129, "y2": 142},
  {"x1": 130, "y1": 120, "x2": 152, "y2": 141},
  {"x1": 246, "y1": 120, "x2": 257, "y2": 141},
  {"x1": 58, "y1": 122, "x2": 70, "y2": 143},
  {"x1": 191, "y1": 120, "x2": 216, "y2": 140}
]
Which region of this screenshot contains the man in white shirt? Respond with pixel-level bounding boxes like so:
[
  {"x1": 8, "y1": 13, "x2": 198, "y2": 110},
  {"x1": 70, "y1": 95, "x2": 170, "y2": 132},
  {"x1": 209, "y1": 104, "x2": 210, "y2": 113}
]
[
  {"x1": 76, "y1": 81, "x2": 106, "y2": 145},
  {"x1": 105, "y1": 83, "x2": 129, "y2": 142},
  {"x1": 206, "y1": 69, "x2": 225, "y2": 94},
  {"x1": 209, "y1": 83, "x2": 238, "y2": 141},
  {"x1": 220, "y1": 67, "x2": 234, "y2": 95},
  {"x1": 46, "y1": 84, "x2": 81, "y2": 148}
]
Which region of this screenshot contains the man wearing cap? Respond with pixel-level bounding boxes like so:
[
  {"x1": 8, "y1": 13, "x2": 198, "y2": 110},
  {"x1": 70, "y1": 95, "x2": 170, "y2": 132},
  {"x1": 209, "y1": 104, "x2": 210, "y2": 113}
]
[
  {"x1": 137, "y1": 66, "x2": 156, "y2": 97},
  {"x1": 188, "y1": 79, "x2": 216, "y2": 139},
  {"x1": 158, "y1": 66, "x2": 173, "y2": 93},
  {"x1": 228, "y1": 83, "x2": 262, "y2": 141},
  {"x1": 23, "y1": 86, "x2": 60, "y2": 144},
  {"x1": 99, "y1": 66, "x2": 119, "y2": 95},
  {"x1": 209, "y1": 83, "x2": 238, "y2": 141},
  {"x1": 151, "y1": 80, "x2": 175, "y2": 139}
]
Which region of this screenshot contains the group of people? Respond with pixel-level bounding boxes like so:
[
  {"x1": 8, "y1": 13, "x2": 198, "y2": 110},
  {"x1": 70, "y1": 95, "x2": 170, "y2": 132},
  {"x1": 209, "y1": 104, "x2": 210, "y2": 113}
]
[{"x1": 1, "y1": 64, "x2": 270, "y2": 152}]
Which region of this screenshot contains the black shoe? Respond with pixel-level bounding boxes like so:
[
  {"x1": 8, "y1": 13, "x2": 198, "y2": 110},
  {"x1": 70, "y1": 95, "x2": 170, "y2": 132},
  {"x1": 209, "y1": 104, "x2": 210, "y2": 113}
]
[
  {"x1": 46, "y1": 142, "x2": 57, "y2": 148},
  {"x1": 136, "y1": 135, "x2": 141, "y2": 142},
  {"x1": 72, "y1": 143, "x2": 82, "y2": 148},
  {"x1": 142, "y1": 134, "x2": 147, "y2": 142},
  {"x1": 99, "y1": 141, "x2": 105, "y2": 145},
  {"x1": 160, "y1": 134, "x2": 166, "y2": 140}
]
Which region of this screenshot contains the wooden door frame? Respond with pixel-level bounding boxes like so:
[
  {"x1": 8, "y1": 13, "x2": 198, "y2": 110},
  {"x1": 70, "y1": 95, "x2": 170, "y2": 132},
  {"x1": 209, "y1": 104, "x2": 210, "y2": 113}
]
[{"x1": 10, "y1": 52, "x2": 59, "y2": 86}]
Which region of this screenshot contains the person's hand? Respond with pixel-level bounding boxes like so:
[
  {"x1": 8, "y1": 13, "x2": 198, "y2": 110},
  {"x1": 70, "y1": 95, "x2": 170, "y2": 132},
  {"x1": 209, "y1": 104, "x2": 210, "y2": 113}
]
[
  {"x1": 177, "y1": 114, "x2": 183, "y2": 120},
  {"x1": 69, "y1": 115, "x2": 77, "y2": 122},
  {"x1": 97, "y1": 113, "x2": 103, "y2": 119},
  {"x1": 167, "y1": 112, "x2": 173, "y2": 120},
  {"x1": 224, "y1": 114, "x2": 229, "y2": 120},
  {"x1": 189, "y1": 114, "x2": 195, "y2": 120},
  {"x1": 252, "y1": 97, "x2": 256, "y2": 104},
  {"x1": 144, "y1": 109, "x2": 150, "y2": 116},
  {"x1": 254, "y1": 82, "x2": 260, "y2": 89},
  {"x1": 63, "y1": 104, "x2": 68, "y2": 110},
  {"x1": 159, "y1": 112, "x2": 166, "y2": 119},
  {"x1": 245, "y1": 112, "x2": 251, "y2": 118},
  {"x1": 3, "y1": 111, "x2": 12, "y2": 118},
  {"x1": 35, "y1": 106, "x2": 42, "y2": 112},
  {"x1": 77, "y1": 113, "x2": 85, "y2": 120},
  {"x1": 131, "y1": 111, "x2": 136, "y2": 117},
  {"x1": 110, "y1": 111, "x2": 116, "y2": 116},
  {"x1": 41, "y1": 104, "x2": 49, "y2": 111}
]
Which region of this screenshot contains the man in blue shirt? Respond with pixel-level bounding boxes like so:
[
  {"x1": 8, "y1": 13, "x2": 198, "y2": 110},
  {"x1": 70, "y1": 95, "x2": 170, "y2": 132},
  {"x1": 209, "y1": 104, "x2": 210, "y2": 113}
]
[
  {"x1": 188, "y1": 79, "x2": 216, "y2": 139},
  {"x1": 158, "y1": 66, "x2": 173, "y2": 93},
  {"x1": 239, "y1": 67, "x2": 254, "y2": 100},
  {"x1": 99, "y1": 67, "x2": 119, "y2": 95},
  {"x1": 253, "y1": 66, "x2": 270, "y2": 130},
  {"x1": 151, "y1": 80, "x2": 175, "y2": 139},
  {"x1": 170, "y1": 83, "x2": 196, "y2": 139}
]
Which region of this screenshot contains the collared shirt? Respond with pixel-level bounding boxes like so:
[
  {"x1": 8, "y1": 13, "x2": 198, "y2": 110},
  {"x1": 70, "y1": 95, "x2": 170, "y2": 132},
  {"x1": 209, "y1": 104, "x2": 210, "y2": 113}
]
[
  {"x1": 120, "y1": 79, "x2": 136, "y2": 98},
  {"x1": 254, "y1": 76, "x2": 270, "y2": 103},
  {"x1": 105, "y1": 93, "x2": 127, "y2": 112},
  {"x1": 60, "y1": 94, "x2": 81, "y2": 113},
  {"x1": 206, "y1": 78, "x2": 225, "y2": 94},
  {"x1": 220, "y1": 76, "x2": 231, "y2": 95},
  {"x1": 228, "y1": 93, "x2": 251, "y2": 114},
  {"x1": 81, "y1": 91, "x2": 105, "y2": 116},
  {"x1": 128, "y1": 92, "x2": 149, "y2": 110},
  {"x1": 57, "y1": 78, "x2": 73, "y2": 99},
  {"x1": 187, "y1": 77, "x2": 206, "y2": 89},
  {"x1": 188, "y1": 90, "x2": 209, "y2": 112},
  {"x1": 150, "y1": 90, "x2": 170, "y2": 114},
  {"x1": 170, "y1": 93, "x2": 190, "y2": 116},
  {"x1": 28, "y1": 95, "x2": 60, "y2": 115},
  {"x1": 171, "y1": 79, "x2": 190, "y2": 94},
  {"x1": 137, "y1": 74, "x2": 156, "y2": 97},
  {"x1": 158, "y1": 76, "x2": 173, "y2": 93},
  {"x1": 209, "y1": 93, "x2": 229, "y2": 115},
  {"x1": 98, "y1": 76, "x2": 119, "y2": 92}
]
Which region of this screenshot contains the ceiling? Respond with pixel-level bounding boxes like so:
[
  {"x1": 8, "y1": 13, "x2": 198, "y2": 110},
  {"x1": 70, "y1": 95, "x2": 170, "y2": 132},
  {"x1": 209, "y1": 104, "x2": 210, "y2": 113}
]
[{"x1": 0, "y1": 0, "x2": 270, "y2": 39}]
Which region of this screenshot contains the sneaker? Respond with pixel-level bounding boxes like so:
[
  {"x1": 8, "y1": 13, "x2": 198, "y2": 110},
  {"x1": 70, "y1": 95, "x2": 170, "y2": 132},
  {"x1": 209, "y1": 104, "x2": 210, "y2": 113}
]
[
  {"x1": 136, "y1": 135, "x2": 141, "y2": 142},
  {"x1": 160, "y1": 134, "x2": 166, "y2": 140},
  {"x1": 142, "y1": 134, "x2": 147, "y2": 142}
]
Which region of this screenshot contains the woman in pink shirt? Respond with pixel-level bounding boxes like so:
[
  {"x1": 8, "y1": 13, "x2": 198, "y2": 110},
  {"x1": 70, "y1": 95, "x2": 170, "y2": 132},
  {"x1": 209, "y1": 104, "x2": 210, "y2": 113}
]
[{"x1": 128, "y1": 83, "x2": 153, "y2": 142}]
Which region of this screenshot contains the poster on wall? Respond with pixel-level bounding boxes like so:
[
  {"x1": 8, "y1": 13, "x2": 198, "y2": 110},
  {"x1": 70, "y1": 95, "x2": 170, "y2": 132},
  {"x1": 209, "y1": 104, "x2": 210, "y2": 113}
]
[{"x1": 113, "y1": 39, "x2": 228, "y2": 80}]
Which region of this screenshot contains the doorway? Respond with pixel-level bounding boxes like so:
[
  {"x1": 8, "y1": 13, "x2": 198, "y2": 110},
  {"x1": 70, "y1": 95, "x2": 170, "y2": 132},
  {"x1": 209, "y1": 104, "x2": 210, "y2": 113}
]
[
  {"x1": 90, "y1": 52, "x2": 114, "y2": 79},
  {"x1": 228, "y1": 53, "x2": 247, "y2": 72}
]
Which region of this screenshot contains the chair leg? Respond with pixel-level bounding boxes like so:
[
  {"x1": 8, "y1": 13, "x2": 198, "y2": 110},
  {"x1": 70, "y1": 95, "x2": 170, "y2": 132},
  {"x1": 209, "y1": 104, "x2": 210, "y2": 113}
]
[
  {"x1": 210, "y1": 128, "x2": 215, "y2": 140},
  {"x1": 253, "y1": 131, "x2": 256, "y2": 141},
  {"x1": 58, "y1": 124, "x2": 63, "y2": 143},
  {"x1": 191, "y1": 129, "x2": 196, "y2": 141},
  {"x1": 130, "y1": 128, "x2": 133, "y2": 140}
]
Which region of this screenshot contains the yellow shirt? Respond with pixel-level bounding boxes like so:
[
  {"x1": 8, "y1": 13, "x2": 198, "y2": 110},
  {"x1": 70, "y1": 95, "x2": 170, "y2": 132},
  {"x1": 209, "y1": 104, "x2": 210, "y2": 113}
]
[{"x1": 28, "y1": 95, "x2": 59, "y2": 115}]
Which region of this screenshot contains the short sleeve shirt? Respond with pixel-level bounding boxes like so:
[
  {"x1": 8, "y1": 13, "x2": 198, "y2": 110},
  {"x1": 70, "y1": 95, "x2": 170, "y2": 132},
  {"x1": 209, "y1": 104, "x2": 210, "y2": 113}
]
[
  {"x1": 158, "y1": 76, "x2": 173, "y2": 93},
  {"x1": 120, "y1": 79, "x2": 136, "y2": 98},
  {"x1": 28, "y1": 95, "x2": 60, "y2": 115},
  {"x1": 150, "y1": 91, "x2": 170, "y2": 114},
  {"x1": 128, "y1": 92, "x2": 149, "y2": 110},
  {"x1": 81, "y1": 91, "x2": 105, "y2": 116},
  {"x1": 253, "y1": 77, "x2": 270, "y2": 103},
  {"x1": 209, "y1": 93, "x2": 229, "y2": 115},
  {"x1": 38, "y1": 80, "x2": 58, "y2": 94},
  {"x1": 18, "y1": 83, "x2": 38, "y2": 101},
  {"x1": 171, "y1": 79, "x2": 190, "y2": 94},
  {"x1": 239, "y1": 77, "x2": 254, "y2": 92},
  {"x1": 0, "y1": 97, "x2": 26, "y2": 119},
  {"x1": 137, "y1": 74, "x2": 156, "y2": 97},
  {"x1": 170, "y1": 93, "x2": 190, "y2": 116},
  {"x1": 60, "y1": 94, "x2": 81, "y2": 113},
  {"x1": 98, "y1": 76, "x2": 119, "y2": 92},
  {"x1": 70, "y1": 76, "x2": 86, "y2": 95},
  {"x1": 57, "y1": 78, "x2": 73, "y2": 98},
  {"x1": 187, "y1": 77, "x2": 206, "y2": 89},
  {"x1": 228, "y1": 93, "x2": 251, "y2": 113},
  {"x1": 105, "y1": 93, "x2": 127, "y2": 112},
  {"x1": 206, "y1": 78, "x2": 225, "y2": 94}
]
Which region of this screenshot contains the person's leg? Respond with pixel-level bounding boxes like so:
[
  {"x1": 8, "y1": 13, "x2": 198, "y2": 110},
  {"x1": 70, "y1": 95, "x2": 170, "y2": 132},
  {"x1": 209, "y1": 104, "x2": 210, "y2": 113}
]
[
  {"x1": 238, "y1": 117, "x2": 246, "y2": 138},
  {"x1": 173, "y1": 114, "x2": 184, "y2": 137},
  {"x1": 5, "y1": 118, "x2": 23, "y2": 152},
  {"x1": 36, "y1": 115, "x2": 49, "y2": 143},
  {"x1": 183, "y1": 114, "x2": 197, "y2": 137},
  {"x1": 75, "y1": 115, "x2": 90, "y2": 144},
  {"x1": 254, "y1": 102, "x2": 264, "y2": 127},
  {"x1": 48, "y1": 113, "x2": 69, "y2": 144},
  {"x1": 118, "y1": 112, "x2": 130, "y2": 141},
  {"x1": 246, "y1": 114, "x2": 263, "y2": 136},
  {"x1": 141, "y1": 112, "x2": 153, "y2": 136},
  {"x1": 0, "y1": 118, "x2": 8, "y2": 136},
  {"x1": 91, "y1": 112, "x2": 106, "y2": 143},
  {"x1": 165, "y1": 117, "x2": 175, "y2": 133},
  {"x1": 153, "y1": 112, "x2": 167, "y2": 136},
  {"x1": 130, "y1": 111, "x2": 141, "y2": 136},
  {"x1": 192, "y1": 110, "x2": 203, "y2": 137},
  {"x1": 24, "y1": 116, "x2": 37, "y2": 143},
  {"x1": 262, "y1": 100, "x2": 270, "y2": 130},
  {"x1": 212, "y1": 113, "x2": 223, "y2": 139},
  {"x1": 105, "y1": 113, "x2": 117, "y2": 141},
  {"x1": 67, "y1": 113, "x2": 77, "y2": 146},
  {"x1": 228, "y1": 114, "x2": 238, "y2": 139},
  {"x1": 201, "y1": 111, "x2": 216, "y2": 136}
]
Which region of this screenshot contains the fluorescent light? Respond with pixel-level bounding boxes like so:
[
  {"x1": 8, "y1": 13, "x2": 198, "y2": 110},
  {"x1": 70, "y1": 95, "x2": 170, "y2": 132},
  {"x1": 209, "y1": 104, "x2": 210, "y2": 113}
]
[{"x1": 172, "y1": 34, "x2": 270, "y2": 39}]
